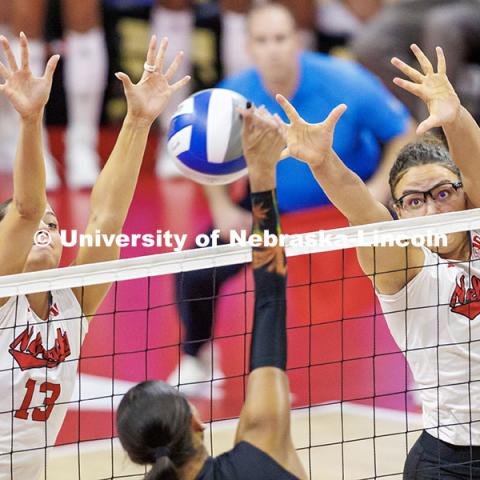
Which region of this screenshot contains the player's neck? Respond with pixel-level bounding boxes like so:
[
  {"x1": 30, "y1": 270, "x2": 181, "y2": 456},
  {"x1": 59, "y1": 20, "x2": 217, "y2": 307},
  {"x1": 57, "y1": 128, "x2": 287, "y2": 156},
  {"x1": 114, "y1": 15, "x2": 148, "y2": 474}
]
[
  {"x1": 439, "y1": 232, "x2": 471, "y2": 262},
  {"x1": 178, "y1": 444, "x2": 209, "y2": 480}
]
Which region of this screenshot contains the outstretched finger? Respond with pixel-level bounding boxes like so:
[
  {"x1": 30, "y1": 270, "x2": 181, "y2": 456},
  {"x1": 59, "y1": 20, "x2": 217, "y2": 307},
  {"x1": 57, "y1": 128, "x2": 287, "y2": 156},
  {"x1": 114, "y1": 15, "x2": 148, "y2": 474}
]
[
  {"x1": 273, "y1": 113, "x2": 285, "y2": 128},
  {"x1": 393, "y1": 77, "x2": 422, "y2": 97},
  {"x1": 391, "y1": 56, "x2": 423, "y2": 83},
  {"x1": 324, "y1": 103, "x2": 347, "y2": 129},
  {"x1": 0, "y1": 60, "x2": 9, "y2": 80},
  {"x1": 171, "y1": 75, "x2": 191, "y2": 92},
  {"x1": 237, "y1": 106, "x2": 254, "y2": 118},
  {"x1": 410, "y1": 44, "x2": 433, "y2": 75},
  {"x1": 44, "y1": 54, "x2": 60, "y2": 83},
  {"x1": 19, "y1": 32, "x2": 29, "y2": 70},
  {"x1": 256, "y1": 105, "x2": 274, "y2": 122},
  {"x1": 145, "y1": 35, "x2": 157, "y2": 68},
  {"x1": 115, "y1": 71, "x2": 134, "y2": 91},
  {"x1": 0, "y1": 36, "x2": 18, "y2": 72},
  {"x1": 239, "y1": 106, "x2": 255, "y2": 134},
  {"x1": 155, "y1": 36, "x2": 168, "y2": 72},
  {"x1": 436, "y1": 46, "x2": 446, "y2": 75},
  {"x1": 237, "y1": 106, "x2": 257, "y2": 134},
  {"x1": 276, "y1": 94, "x2": 301, "y2": 125},
  {"x1": 164, "y1": 51, "x2": 183, "y2": 81}
]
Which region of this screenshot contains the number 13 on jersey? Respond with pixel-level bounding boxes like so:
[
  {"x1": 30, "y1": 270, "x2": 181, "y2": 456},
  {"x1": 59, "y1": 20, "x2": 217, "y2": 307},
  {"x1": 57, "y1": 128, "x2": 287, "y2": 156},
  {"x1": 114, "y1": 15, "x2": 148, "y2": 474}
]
[{"x1": 15, "y1": 379, "x2": 61, "y2": 421}]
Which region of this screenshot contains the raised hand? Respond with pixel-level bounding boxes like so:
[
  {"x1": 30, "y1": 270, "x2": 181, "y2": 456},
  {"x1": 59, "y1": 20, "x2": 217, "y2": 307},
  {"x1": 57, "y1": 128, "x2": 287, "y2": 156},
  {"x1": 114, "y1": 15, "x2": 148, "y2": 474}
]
[
  {"x1": 0, "y1": 33, "x2": 59, "y2": 120},
  {"x1": 276, "y1": 94, "x2": 346, "y2": 168},
  {"x1": 115, "y1": 35, "x2": 190, "y2": 126},
  {"x1": 237, "y1": 105, "x2": 285, "y2": 191},
  {"x1": 238, "y1": 105, "x2": 285, "y2": 167},
  {"x1": 391, "y1": 44, "x2": 460, "y2": 135}
]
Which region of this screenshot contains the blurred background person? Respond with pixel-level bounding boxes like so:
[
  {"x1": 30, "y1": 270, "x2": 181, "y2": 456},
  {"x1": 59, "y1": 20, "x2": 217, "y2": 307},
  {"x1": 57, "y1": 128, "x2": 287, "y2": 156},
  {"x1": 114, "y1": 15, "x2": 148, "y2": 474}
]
[
  {"x1": 151, "y1": 0, "x2": 194, "y2": 178},
  {"x1": 170, "y1": 2, "x2": 415, "y2": 398},
  {"x1": 350, "y1": 0, "x2": 480, "y2": 120},
  {"x1": 0, "y1": 0, "x2": 107, "y2": 190},
  {"x1": 315, "y1": 0, "x2": 382, "y2": 53}
]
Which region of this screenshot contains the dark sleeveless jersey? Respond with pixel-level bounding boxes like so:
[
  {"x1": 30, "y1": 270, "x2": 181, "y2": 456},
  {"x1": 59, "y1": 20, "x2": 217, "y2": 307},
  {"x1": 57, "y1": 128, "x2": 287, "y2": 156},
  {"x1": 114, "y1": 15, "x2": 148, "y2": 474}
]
[{"x1": 195, "y1": 441, "x2": 300, "y2": 480}]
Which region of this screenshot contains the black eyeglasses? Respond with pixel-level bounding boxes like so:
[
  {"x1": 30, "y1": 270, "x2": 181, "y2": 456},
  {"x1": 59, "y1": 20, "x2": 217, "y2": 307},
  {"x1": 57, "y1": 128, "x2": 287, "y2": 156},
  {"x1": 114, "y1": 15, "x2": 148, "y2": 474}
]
[{"x1": 394, "y1": 181, "x2": 463, "y2": 212}]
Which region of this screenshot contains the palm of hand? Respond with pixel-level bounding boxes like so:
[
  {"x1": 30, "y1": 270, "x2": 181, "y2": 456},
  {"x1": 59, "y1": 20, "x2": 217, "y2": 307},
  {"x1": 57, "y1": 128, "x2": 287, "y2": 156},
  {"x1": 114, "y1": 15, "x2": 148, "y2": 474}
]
[
  {"x1": 241, "y1": 107, "x2": 286, "y2": 168},
  {"x1": 392, "y1": 45, "x2": 461, "y2": 133},
  {"x1": 127, "y1": 74, "x2": 172, "y2": 122},
  {"x1": 117, "y1": 36, "x2": 190, "y2": 125},
  {"x1": 3, "y1": 71, "x2": 49, "y2": 118},
  {"x1": 248, "y1": 128, "x2": 284, "y2": 162},
  {"x1": 287, "y1": 121, "x2": 333, "y2": 166},
  {"x1": 422, "y1": 73, "x2": 460, "y2": 125},
  {"x1": 276, "y1": 94, "x2": 346, "y2": 166}
]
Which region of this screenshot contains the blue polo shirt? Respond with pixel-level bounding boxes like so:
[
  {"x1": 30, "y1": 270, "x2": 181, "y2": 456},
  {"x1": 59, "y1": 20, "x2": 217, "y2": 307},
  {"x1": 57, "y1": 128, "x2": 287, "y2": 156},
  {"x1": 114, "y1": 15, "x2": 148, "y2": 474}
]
[{"x1": 218, "y1": 51, "x2": 411, "y2": 212}]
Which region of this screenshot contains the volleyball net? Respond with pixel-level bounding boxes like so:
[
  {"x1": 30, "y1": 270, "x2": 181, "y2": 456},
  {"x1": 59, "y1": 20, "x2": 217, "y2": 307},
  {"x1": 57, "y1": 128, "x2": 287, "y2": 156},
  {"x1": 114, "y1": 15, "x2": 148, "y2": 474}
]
[{"x1": 1, "y1": 207, "x2": 480, "y2": 480}]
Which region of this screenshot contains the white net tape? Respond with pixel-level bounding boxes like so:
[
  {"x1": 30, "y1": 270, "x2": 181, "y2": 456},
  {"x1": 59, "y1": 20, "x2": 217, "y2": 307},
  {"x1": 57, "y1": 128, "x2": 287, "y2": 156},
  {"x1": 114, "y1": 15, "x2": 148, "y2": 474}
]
[{"x1": 0, "y1": 207, "x2": 479, "y2": 297}]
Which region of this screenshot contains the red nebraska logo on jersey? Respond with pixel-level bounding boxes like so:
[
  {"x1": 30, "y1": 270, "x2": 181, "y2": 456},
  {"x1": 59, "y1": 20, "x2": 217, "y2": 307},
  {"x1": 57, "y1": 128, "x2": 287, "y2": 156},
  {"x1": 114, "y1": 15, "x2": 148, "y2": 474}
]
[
  {"x1": 473, "y1": 235, "x2": 480, "y2": 251},
  {"x1": 450, "y1": 274, "x2": 480, "y2": 320},
  {"x1": 9, "y1": 325, "x2": 71, "y2": 371},
  {"x1": 28, "y1": 302, "x2": 60, "y2": 317}
]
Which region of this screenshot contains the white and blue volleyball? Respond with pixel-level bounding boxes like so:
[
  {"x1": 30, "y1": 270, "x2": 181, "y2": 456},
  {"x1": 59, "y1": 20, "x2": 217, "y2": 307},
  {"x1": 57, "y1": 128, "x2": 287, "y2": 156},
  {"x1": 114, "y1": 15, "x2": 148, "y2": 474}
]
[{"x1": 167, "y1": 88, "x2": 248, "y2": 185}]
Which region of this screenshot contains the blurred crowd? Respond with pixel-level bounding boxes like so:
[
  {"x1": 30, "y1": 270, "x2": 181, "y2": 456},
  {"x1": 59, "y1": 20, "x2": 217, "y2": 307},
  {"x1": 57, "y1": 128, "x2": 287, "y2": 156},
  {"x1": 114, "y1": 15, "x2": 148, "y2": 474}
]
[{"x1": 0, "y1": 0, "x2": 479, "y2": 191}]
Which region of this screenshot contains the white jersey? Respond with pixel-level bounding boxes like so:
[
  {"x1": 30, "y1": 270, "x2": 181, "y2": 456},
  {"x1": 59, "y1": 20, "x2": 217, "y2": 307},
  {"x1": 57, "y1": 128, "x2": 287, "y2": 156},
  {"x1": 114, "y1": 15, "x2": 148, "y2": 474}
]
[
  {"x1": 0, "y1": 289, "x2": 88, "y2": 480},
  {"x1": 377, "y1": 231, "x2": 480, "y2": 445}
]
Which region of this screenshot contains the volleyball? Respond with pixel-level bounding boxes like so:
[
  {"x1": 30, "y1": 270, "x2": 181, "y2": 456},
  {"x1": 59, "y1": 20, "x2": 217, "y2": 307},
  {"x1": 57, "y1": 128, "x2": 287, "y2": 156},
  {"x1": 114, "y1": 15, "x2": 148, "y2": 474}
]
[{"x1": 167, "y1": 88, "x2": 249, "y2": 185}]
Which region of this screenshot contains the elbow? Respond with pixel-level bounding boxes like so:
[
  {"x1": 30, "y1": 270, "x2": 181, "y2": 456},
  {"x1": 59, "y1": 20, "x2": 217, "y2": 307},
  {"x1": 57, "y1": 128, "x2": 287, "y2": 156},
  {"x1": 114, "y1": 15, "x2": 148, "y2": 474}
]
[
  {"x1": 242, "y1": 409, "x2": 285, "y2": 435},
  {"x1": 13, "y1": 198, "x2": 46, "y2": 222},
  {"x1": 89, "y1": 211, "x2": 123, "y2": 234}
]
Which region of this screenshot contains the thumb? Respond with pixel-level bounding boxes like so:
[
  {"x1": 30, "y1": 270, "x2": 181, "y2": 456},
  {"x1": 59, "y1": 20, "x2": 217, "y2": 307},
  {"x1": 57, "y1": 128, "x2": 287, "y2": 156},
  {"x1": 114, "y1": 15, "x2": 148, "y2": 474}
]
[
  {"x1": 416, "y1": 115, "x2": 439, "y2": 135},
  {"x1": 325, "y1": 104, "x2": 347, "y2": 129},
  {"x1": 115, "y1": 72, "x2": 134, "y2": 91},
  {"x1": 44, "y1": 55, "x2": 60, "y2": 83},
  {"x1": 241, "y1": 109, "x2": 254, "y2": 134},
  {"x1": 279, "y1": 148, "x2": 291, "y2": 160}
]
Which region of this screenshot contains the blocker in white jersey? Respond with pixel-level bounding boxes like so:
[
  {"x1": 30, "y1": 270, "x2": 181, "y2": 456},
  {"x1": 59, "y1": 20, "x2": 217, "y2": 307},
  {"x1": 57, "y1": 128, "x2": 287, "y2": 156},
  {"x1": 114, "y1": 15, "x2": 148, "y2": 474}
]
[
  {"x1": 377, "y1": 230, "x2": 480, "y2": 446},
  {"x1": 0, "y1": 289, "x2": 87, "y2": 480}
]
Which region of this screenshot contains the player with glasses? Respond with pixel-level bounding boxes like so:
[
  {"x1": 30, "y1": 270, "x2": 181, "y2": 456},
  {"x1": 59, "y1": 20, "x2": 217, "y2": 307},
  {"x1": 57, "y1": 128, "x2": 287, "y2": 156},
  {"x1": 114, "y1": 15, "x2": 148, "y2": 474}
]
[
  {"x1": 394, "y1": 180, "x2": 463, "y2": 213},
  {"x1": 275, "y1": 44, "x2": 480, "y2": 478}
]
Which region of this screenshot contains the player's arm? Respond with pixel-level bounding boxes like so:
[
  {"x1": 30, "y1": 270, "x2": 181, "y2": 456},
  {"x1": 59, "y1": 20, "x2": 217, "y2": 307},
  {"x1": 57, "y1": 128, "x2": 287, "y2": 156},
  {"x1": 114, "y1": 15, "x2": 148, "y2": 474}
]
[
  {"x1": 276, "y1": 95, "x2": 424, "y2": 295},
  {"x1": 203, "y1": 184, "x2": 251, "y2": 242},
  {"x1": 72, "y1": 36, "x2": 190, "y2": 319},
  {"x1": 392, "y1": 44, "x2": 480, "y2": 208},
  {"x1": 234, "y1": 107, "x2": 306, "y2": 480},
  {"x1": 0, "y1": 34, "x2": 59, "y2": 304}
]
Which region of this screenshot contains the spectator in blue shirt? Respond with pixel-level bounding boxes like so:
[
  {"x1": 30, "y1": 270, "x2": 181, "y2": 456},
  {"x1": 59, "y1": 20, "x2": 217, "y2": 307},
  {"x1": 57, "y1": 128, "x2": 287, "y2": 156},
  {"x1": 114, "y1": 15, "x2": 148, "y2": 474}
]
[{"x1": 169, "y1": 2, "x2": 414, "y2": 397}]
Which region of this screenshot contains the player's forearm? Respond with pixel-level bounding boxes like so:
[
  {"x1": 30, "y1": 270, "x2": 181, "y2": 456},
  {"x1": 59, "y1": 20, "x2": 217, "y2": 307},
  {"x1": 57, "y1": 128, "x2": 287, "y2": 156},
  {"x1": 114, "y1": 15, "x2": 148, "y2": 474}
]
[
  {"x1": 89, "y1": 114, "x2": 150, "y2": 232},
  {"x1": 250, "y1": 189, "x2": 286, "y2": 371},
  {"x1": 203, "y1": 184, "x2": 233, "y2": 211},
  {"x1": 443, "y1": 106, "x2": 480, "y2": 202},
  {"x1": 248, "y1": 168, "x2": 276, "y2": 193},
  {"x1": 243, "y1": 188, "x2": 290, "y2": 435},
  {"x1": 311, "y1": 151, "x2": 392, "y2": 225},
  {"x1": 13, "y1": 114, "x2": 47, "y2": 219}
]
